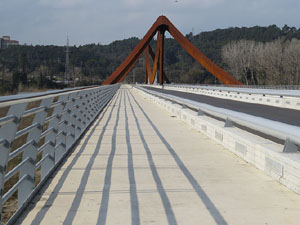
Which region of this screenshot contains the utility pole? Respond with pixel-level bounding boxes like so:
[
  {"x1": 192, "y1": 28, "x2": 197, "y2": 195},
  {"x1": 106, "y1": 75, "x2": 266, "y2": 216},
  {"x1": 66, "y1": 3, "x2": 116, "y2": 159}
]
[{"x1": 64, "y1": 36, "x2": 70, "y2": 83}]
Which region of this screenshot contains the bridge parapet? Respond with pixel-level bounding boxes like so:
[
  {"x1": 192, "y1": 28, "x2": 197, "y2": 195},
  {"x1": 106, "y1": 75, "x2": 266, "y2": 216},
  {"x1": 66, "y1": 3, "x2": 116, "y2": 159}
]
[
  {"x1": 146, "y1": 84, "x2": 300, "y2": 110},
  {"x1": 135, "y1": 86, "x2": 300, "y2": 195},
  {"x1": 0, "y1": 84, "x2": 120, "y2": 224}
]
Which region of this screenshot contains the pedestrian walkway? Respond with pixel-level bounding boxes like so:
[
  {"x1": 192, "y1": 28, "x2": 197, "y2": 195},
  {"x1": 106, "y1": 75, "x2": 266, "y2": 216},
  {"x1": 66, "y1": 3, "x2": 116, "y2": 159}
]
[{"x1": 16, "y1": 85, "x2": 300, "y2": 225}]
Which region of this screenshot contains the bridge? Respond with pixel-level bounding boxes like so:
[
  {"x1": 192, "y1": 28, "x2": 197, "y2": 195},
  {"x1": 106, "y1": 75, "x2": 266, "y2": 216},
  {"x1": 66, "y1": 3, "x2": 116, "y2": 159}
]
[{"x1": 1, "y1": 16, "x2": 300, "y2": 225}]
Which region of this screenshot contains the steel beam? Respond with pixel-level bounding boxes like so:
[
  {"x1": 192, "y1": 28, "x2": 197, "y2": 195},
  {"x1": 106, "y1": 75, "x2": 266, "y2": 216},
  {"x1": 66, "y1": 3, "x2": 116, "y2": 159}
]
[
  {"x1": 159, "y1": 28, "x2": 165, "y2": 85},
  {"x1": 102, "y1": 16, "x2": 243, "y2": 85},
  {"x1": 144, "y1": 46, "x2": 151, "y2": 84},
  {"x1": 148, "y1": 45, "x2": 170, "y2": 84},
  {"x1": 162, "y1": 16, "x2": 243, "y2": 85},
  {"x1": 102, "y1": 17, "x2": 167, "y2": 85}
]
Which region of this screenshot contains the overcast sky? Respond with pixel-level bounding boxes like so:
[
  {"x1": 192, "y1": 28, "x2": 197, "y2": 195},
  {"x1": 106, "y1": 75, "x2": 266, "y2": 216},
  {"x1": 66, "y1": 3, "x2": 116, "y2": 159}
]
[{"x1": 0, "y1": 0, "x2": 299, "y2": 46}]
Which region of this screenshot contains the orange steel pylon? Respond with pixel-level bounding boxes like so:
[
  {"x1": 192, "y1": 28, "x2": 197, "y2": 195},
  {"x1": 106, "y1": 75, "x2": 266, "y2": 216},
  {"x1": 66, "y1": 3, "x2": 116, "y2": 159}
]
[{"x1": 102, "y1": 16, "x2": 243, "y2": 85}]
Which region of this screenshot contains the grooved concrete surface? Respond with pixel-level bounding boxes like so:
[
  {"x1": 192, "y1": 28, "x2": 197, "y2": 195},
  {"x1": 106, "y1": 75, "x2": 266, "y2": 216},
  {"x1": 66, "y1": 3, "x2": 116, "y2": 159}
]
[{"x1": 16, "y1": 86, "x2": 300, "y2": 225}]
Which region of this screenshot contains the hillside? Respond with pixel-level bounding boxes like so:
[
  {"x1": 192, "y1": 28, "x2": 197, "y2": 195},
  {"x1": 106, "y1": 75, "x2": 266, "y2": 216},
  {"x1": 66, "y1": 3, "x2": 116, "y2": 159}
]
[{"x1": 0, "y1": 24, "x2": 299, "y2": 93}]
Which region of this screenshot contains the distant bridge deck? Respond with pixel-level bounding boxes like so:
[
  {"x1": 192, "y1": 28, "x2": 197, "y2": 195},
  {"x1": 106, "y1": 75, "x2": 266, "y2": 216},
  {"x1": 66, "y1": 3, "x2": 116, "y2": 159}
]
[{"x1": 16, "y1": 86, "x2": 300, "y2": 225}]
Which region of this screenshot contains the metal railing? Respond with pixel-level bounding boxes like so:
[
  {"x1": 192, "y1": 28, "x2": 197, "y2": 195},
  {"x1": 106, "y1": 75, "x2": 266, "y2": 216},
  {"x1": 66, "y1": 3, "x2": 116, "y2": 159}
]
[
  {"x1": 161, "y1": 84, "x2": 300, "y2": 97},
  {"x1": 136, "y1": 86, "x2": 300, "y2": 153},
  {"x1": 0, "y1": 84, "x2": 120, "y2": 224}
]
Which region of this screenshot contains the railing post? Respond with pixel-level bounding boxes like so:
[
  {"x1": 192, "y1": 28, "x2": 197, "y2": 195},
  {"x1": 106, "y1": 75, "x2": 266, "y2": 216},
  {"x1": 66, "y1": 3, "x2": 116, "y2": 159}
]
[
  {"x1": 91, "y1": 89, "x2": 100, "y2": 118},
  {"x1": 84, "y1": 90, "x2": 94, "y2": 123},
  {"x1": 66, "y1": 92, "x2": 79, "y2": 149},
  {"x1": 96, "y1": 87, "x2": 107, "y2": 115},
  {"x1": 100, "y1": 88, "x2": 108, "y2": 108},
  {"x1": 78, "y1": 90, "x2": 89, "y2": 131},
  {"x1": 54, "y1": 94, "x2": 69, "y2": 163},
  {"x1": 18, "y1": 98, "x2": 53, "y2": 208},
  {"x1": 74, "y1": 92, "x2": 85, "y2": 138},
  {"x1": 41, "y1": 96, "x2": 65, "y2": 180},
  {"x1": 92, "y1": 89, "x2": 100, "y2": 115},
  {"x1": 0, "y1": 103, "x2": 27, "y2": 224},
  {"x1": 55, "y1": 94, "x2": 74, "y2": 164}
]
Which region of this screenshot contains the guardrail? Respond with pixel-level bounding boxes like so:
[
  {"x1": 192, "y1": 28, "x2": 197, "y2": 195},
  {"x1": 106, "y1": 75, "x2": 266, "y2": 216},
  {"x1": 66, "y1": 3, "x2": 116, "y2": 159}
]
[
  {"x1": 137, "y1": 86, "x2": 300, "y2": 152},
  {"x1": 144, "y1": 84, "x2": 300, "y2": 110},
  {"x1": 0, "y1": 84, "x2": 120, "y2": 224},
  {"x1": 166, "y1": 84, "x2": 300, "y2": 90},
  {"x1": 164, "y1": 84, "x2": 300, "y2": 96},
  {"x1": 135, "y1": 86, "x2": 300, "y2": 194}
]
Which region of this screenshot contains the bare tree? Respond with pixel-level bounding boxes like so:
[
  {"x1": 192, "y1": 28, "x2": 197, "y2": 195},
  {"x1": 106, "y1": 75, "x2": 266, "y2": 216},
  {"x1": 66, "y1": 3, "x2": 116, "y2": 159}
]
[
  {"x1": 261, "y1": 38, "x2": 287, "y2": 85},
  {"x1": 283, "y1": 38, "x2": 300, "y2": 85},
  {"x1": 222, "y1": 40, "x2": 256, "y2": 85},
  {"x1": 251, "y1": 42, "x2": 266, "y2": 84},
  {"x1": 222, "y1": 41, "x2": 242, "y2": 81},
  {"x1": 222, "y1": 38, "x2": 300, "y2": 85}
]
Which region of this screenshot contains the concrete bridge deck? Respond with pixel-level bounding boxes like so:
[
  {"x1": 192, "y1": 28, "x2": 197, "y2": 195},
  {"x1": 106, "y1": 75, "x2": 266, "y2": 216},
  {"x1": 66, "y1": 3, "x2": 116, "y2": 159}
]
[{"x1": 16, "y1": 86, "x2": 300, "y2": 225}]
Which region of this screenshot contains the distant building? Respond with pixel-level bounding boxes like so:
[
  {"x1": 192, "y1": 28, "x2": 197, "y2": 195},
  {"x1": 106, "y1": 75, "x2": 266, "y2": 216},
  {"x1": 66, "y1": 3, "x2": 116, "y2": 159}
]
[{"x1": 0, "y1": 36, "x2": 19, "y2": 49}]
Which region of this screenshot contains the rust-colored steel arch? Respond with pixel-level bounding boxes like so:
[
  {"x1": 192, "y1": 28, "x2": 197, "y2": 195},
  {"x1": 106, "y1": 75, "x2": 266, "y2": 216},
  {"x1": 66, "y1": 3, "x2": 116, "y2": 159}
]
[
  {"x1": 102, "y1": 16, "x2": 243, "y2": 85},
  {"x1": 148, "y1": 45, "x2": 170, "y2": 84}
]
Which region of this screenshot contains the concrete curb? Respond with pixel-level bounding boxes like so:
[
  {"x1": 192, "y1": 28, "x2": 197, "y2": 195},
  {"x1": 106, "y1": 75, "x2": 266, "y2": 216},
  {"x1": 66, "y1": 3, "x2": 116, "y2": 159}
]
[{"x1": 144, "y1": 85, "x2": 300, "y2": 111}]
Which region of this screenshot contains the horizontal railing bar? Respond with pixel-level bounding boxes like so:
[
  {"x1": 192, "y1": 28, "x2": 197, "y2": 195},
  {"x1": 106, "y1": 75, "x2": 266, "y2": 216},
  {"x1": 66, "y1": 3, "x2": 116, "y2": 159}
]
[
  {"x1": 56, "y1": 130, "x2": 67, "y2": 138},
  {"x1": 64, "y1": 98, "x2": 73, "y2": 105},
  {"x1": 162, "y1": 84, "x2": 300, "y2": 98},
  {"x1": 2, "y1": 175, "x2": 29, "y2": 204},
  {"x1": 40, "y1": 127, "x2": 55, "y2": 139},
  {"x1": 23, "y1": 106, "x2": 46, "y2": 118},
  {"x1": 60, "y1": 109, "x2": 68, "y2": 117},
  {"x1": 37, "y1": 140, "x2": 53, "y2": 154},
  {"x1": 58, "y1": 119, "x2": 67, "y2": 126},
  {"x1": 55, "y1": 141, "x2": 66, "y2": 149},
  {"x1": 0, "y1": 85, "x2": 99, "y2": 104},
  {"x1": 4, "y1": 157, "x2": 31, "y2": 182},
  {"x1": 49, "y1": 100, "x2": 63, "y2": 108},
  {"x1": 35, "y1": 154, "x2": 51, "y2": 169},
  {"x1": 15, "y1": 122, "x2": 40, "y2": 139},
  {"x1": 9, "y1": 140, "x2": 36, "y2": 160},
  {"x1": 0, "y1": 115, "x2": 16, "y2": 126},
  {"x1": 44, "y1": 113, "x2": 59, "y2": 123}
]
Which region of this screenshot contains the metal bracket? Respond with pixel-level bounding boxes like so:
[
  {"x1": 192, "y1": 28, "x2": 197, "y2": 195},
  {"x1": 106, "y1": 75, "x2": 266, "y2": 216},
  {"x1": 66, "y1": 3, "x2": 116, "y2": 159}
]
[
  {"x1": 197, "y1": 109, "x2": 205, "y2": 116},
  {"x1": 283, "y1": 139, "x2": 299, "y2": 153},
  {"x1": 224, "y1": 118, "x2": 234, "y2": 128}
]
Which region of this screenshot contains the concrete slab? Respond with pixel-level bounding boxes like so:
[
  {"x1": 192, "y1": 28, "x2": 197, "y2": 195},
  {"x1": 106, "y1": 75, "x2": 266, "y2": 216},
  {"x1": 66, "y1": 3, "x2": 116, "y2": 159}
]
[{"x1": 15, "y1": 86, "x2": 300, "y2": 225}]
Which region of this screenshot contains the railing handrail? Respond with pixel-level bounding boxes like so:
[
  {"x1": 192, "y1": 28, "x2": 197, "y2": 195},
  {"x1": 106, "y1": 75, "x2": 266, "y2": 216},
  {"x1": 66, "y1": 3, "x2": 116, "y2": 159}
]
[
  {"x1": 137, "y1": 86, "x2": 300, "y2": 147},
  {"x1": 156, "y1": 84, "x2": 300, "y2": 98},
  {"x1": 0, "y1": 85, "x2": 101, "y2": 104}
]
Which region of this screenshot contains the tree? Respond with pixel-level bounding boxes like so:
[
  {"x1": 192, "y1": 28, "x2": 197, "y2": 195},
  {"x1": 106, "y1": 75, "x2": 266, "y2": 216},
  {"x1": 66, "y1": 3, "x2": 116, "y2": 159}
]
[
  {"x1": 283, "y1": 39, "x2": 300, "y2": 84},
  {"x1": 18, "y1": 52, "x2": 27, "y2": 83},
  {"x1": 221, "y1": 40, "x2": 256, "y2": 85},
  {"x1": 222, "y1": 38, "x2": 300, "y2": 85},
  {"x1": 262, "y1": 38, "x2": 287, "y2": 84}
]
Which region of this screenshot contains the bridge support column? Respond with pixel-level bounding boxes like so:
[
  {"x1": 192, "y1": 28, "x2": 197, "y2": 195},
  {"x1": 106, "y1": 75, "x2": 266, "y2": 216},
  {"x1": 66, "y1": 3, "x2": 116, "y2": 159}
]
[
  {"x1": 148, "y1": 45, "x2": 170, "y2": 84},
  {"x1": 159, "y1": 28, "x2": 165, "y2": 85},
  {"x1": 144, "y1": 46, "x2": 150, "y2": 84}
]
